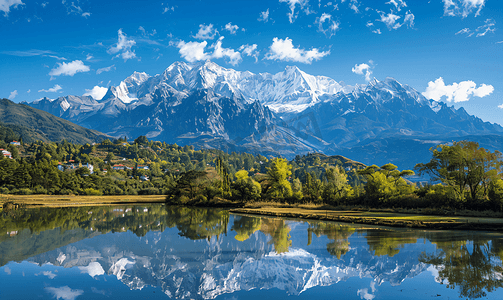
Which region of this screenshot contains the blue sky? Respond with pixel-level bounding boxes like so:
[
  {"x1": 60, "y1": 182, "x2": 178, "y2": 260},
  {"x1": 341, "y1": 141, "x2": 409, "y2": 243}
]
[{"x1": 1, "y1": 0, "x2": 502, "y2": 125}]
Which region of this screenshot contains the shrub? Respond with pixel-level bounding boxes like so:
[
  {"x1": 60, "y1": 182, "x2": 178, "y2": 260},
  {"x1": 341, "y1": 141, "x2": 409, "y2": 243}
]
[{"x1": 84, "y1": 188, "x2": 103, "y2": 196}]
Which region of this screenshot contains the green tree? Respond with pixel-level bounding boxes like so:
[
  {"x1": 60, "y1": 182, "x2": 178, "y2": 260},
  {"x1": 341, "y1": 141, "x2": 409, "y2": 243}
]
[
  {"x1": 265, "y1": 158, "x2": 293, "y2": 200},
  {"x1": 322, "y1": 166, "x2": 352, "y2": 205},
  {"x1": 415, "y1": 141, "x2": 502, "y2": 202}
]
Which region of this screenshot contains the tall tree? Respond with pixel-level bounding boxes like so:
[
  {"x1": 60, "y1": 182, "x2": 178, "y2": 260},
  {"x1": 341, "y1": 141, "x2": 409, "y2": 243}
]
[{"x1": 415, "y1": 141, "x2": 502, "y2": 201}]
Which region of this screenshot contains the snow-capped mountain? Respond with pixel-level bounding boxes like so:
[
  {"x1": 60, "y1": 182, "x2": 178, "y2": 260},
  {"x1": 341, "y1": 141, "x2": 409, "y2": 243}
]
[{"x1": 26, "y1": 60, "x2": 503, "y2": 169}]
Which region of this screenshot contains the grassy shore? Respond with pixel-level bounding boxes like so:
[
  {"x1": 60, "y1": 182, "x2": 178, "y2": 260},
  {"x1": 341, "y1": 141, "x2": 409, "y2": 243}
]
[
  {"x1": 0, "y1": 194, "x2": 165, "y2": 208},
  {"x1": 230, "y1": 203, "x2": 503, "y2": 231},
  {"x1": 3, "y1": 195, "x2": 503, "y2": 231}
]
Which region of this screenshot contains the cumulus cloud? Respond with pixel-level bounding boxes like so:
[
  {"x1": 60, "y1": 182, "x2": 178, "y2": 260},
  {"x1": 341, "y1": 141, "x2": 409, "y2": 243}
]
[
  {"x1": 0, "y1": 0, "x2": 24, "y2": 16},
  {"x1": 177, "y1": 37, "x2": 242, "y2": 66},
  {"x1": 279, "y1": 0, "x2": 310, "y2": 23},
  {"x1": 39, "y1": 84, "x2": 62, "y2": 93},
  {"x1": 239, "y1": 44, "x2": 259, "y2": 62},
  {"x1": 315, "y1": 13, "x2": 340, "y2": 37},
  {"x1": 348, "y1": 0, "x2": 360, "y2": 13},
  {"x1": 193, "y1": 24, "x2": 218, "y2": 40},
  {"x1": 96, "y1": 64, "x2": 116, "y2": 74},
  {"x1": 9, "y1": 90, "x2": 18, "y2": 99},
  {"x1": 49, "y1": 60, "x2": 90, "y2": 78},
  {"x1": 42, "y1": 271, "x2": 57, "y2": 279},
  {"x1": 45, "y1": 286, "x2": 83, "y2": 300},
  {"x1": 107, "y1": 29, "x2": 137, "y2": 61},
  {"x1": 422, "y1": 77, "x2": 494, "y2": 102},
  {"x1": 352, "y1": 62, "x2": 373, "y2": 81},
  {"x1": 224, "y1": 22, "x2": 239, "y2": 34},
  {"x1": 83, "y1": 86, "x2": 108, "y2": 100},
  {"x1": 265, "y1": 37, "x2": 330, "y2": 64},
  {"x1": 498, "y1": 104, "x2": 503, "y2": 109},
  {"x1": 258, "y1": 8, "x2": 269, "y2": 22},
  {"x1": 443, "y1": 0, "x2": 485, "y2": 17},
  {"x1": 379, "y1": 12, "x2": 401, "y2": 30}
]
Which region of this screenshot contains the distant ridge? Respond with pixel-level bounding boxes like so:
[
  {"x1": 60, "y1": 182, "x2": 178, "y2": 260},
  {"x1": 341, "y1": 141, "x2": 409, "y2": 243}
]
[{"x1": 0, "y1": 98, "x2": 110, "y2": 144}]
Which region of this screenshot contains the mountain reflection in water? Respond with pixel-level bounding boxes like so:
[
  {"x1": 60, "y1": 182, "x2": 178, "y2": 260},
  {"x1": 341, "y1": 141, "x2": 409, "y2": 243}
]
[{"x1": 1, "y1": 204, "x2": 503, "y2": 299}]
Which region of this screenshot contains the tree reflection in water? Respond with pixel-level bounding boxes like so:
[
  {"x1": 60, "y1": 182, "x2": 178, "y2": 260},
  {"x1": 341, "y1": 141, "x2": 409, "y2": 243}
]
[
  {"x1": 420, "y1": 232, "x2": 503, "y2": 299},
  {"x1": 307, "y1": 222, "x2": 355, "y2": 259},
  {"x1": 164, "y1": 206, "x2": 229, "y2": 241},
  {"x1": 259, "y1": 218, "x2": 292, "y2": 253},
  {"x1": 231, "y1": 215, "x2": 261, "y2": 241},
  {"x1": 365, "y1": 229, "x2": 417, "y2": 257}
]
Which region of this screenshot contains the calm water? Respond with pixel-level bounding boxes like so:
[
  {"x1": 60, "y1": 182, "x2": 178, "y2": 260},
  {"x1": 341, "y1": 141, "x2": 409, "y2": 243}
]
[{"x1": 1, "y1": 204, "x2": 503, "y2": 300}]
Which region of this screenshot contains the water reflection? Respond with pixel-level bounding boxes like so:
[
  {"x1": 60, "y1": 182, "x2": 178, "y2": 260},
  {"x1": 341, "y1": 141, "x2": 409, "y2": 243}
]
[{"x1": 1, "y1": 205, "x2": 503, "y2": 299}]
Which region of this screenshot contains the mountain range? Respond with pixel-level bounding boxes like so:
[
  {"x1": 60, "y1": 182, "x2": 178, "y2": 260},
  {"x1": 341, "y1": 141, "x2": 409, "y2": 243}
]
[{"x1": 25, "y1": 60, "x2": 503, "y2": 169}]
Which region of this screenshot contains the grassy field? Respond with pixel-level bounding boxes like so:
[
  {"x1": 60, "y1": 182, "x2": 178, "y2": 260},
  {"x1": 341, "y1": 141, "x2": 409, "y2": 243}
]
[{"x1": 0, "y1": 194, "x2": 166, "y2": 208}]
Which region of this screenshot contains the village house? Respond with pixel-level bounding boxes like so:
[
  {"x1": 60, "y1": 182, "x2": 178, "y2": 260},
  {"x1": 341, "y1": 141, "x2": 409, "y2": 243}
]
[
  {"x1": 10, "y1": 141, "x2": 20, "y2": 146},
  {"x1": 0, "y1": 149, "x2": 12, "y2": 159},
  {"x1": 112, "y1": 164, "x2": 125, "y2": 170},
  {"x1": 137, "y1": 165, "x2": 149, "y2": 170}
]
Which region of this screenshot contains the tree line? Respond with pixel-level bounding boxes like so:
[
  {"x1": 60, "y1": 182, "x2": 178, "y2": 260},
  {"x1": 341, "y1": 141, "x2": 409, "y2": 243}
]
[{"x1": 1, "y1": 134, "x2": 502, "y2": 212}]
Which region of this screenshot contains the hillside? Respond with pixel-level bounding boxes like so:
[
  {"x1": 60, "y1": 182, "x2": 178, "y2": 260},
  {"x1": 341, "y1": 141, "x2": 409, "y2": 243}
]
[{"x1": 0, "y1": 98, "x2": 110, "y2": 144}]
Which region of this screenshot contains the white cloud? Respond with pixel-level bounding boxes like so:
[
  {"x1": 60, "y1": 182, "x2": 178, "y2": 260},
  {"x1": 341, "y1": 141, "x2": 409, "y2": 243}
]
[
  {"x1": 422, "y1": 77, "x2": 494, "y2": 102},
  {"x1": 177, "y1": 40, "x2": 210, "y2": 62},
  {"x1": 349, "y1": 0, "x2": 360, "y2": 13},
  {"x1": 9, "y1": 90, "x2": 18, "y2": 99},
  {"x1": 352, "y1": 62, "x2": 373, "y2": 81},
  {"x1": 357, "y1": 288, "x2": 376, "y2": 300},
  {"x1": 162, "y1": 3, "x2": 174, "y2": 14},
  {"x1": 476, "y1": 18, "x2": 495, "y2": 37},
  {"x1": 498, "y1": 104, "x2": 503, "y2": 109},
  {"x1": 456, "y1": 19, "x2": 496, "y2": 37},
  {"x1": 0, "y1": 0, "x2": 24, "y2": 16},
  {"x1": 83, "y1": 86, "x2": 108, "y2": 100},
  {"x1": 239, "y1": 44, "x2": 259, "y2": 62},
  {"x1": 279, "y1": 0, "x2": 310, "y2": 23},
  {"x1": 2, "y1": 49, "x2": 66, "y2": 60},
  {"x1": 96, "y1": 64, "x2": 115, "y2": 74},
  {"x1": 42, "y1": 271, "x2": 57, "y2": 279},
  {"x1": 107, "y1": 29, "x2": 137, "y2": 61},
  {"x1": 86, "y1": 54, "x2": 93, "y2": 61},
  {"x1": 373, "y1": 29, "x2": 382, "y2": 34},
  {"x1": 403, "y1": 11, "x2": 414, "y2": 28},
  {"x1": 379, "y1": 12, "x2": 401, "y2": 30},
  {"x1": 78, "y1": 262, "x2": 105, "y2": 277},
  {"x1": 210, "y1": 37, "x2": 242, "y2": 65},
  {"x1": 265, "y1": 37, "x2": 330, "y2": 64},
  {"x1": 456, "y1": 27, "x2": 472, "y2": 36},
  {"x1": 386, "y1": 0, "x2": 407, "y2": 11},
  {"x1": 62, "y1": 0, "x2": 90, "y2": 18},
  {"x1": 258, "y1": 8, "x2": 269, "y2": 22},
  {"x1": 224, "y1": 22, "x2": 239, "y2": 35},
  {"x1": 45, "y1": 286, "x2": 84, "y2": 300},
  {"x1": 49, "y1": 60, "x2": 90, "y2": 78},
  {"x1": 4, "y1": 267, "x2": 11, "y2": 274},
  {"x1": 27, "y1": 89, "x2": 31, "y2": 93},
  {"x1": 315, "y1": 13, "x2": 340, "y2": 37},
  {"x1": 177, "y1": 37, "x2": 242, "y2": 66},
  {"x1": 39, "y1": 84, "x2": 62, "y2": 93},
  {"x1": 193, "y1": 24, "x2": 218, "y2": 40},
  {"x1": 443, "y1": 0, "x2": 485, "y2": 18}
]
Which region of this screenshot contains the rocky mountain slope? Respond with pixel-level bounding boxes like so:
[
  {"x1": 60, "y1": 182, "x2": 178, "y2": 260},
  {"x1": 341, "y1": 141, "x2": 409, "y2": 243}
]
[{"x1": 26, "y1": 61, "x2": 503, "y2": 169}]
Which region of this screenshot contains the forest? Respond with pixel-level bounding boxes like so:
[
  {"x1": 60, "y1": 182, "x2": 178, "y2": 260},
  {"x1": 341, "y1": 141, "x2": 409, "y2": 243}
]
[{"x1": 1, "y1": 127, "x2": 503, "y2": 212}]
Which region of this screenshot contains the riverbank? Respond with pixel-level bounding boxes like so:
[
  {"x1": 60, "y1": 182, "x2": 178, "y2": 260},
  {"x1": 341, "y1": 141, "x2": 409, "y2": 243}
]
[
  {"x1": 0, "y1": 194, "x2": 165, "y2": 208},
  {"x1": 230, "y1": 205, "x2": 503, "y2": 231}
]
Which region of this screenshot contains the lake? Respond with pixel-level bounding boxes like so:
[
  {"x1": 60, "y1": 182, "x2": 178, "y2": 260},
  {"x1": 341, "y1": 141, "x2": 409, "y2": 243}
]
[{"x1": 1, "y1": 204, "x2": 503, "y2": 299}]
